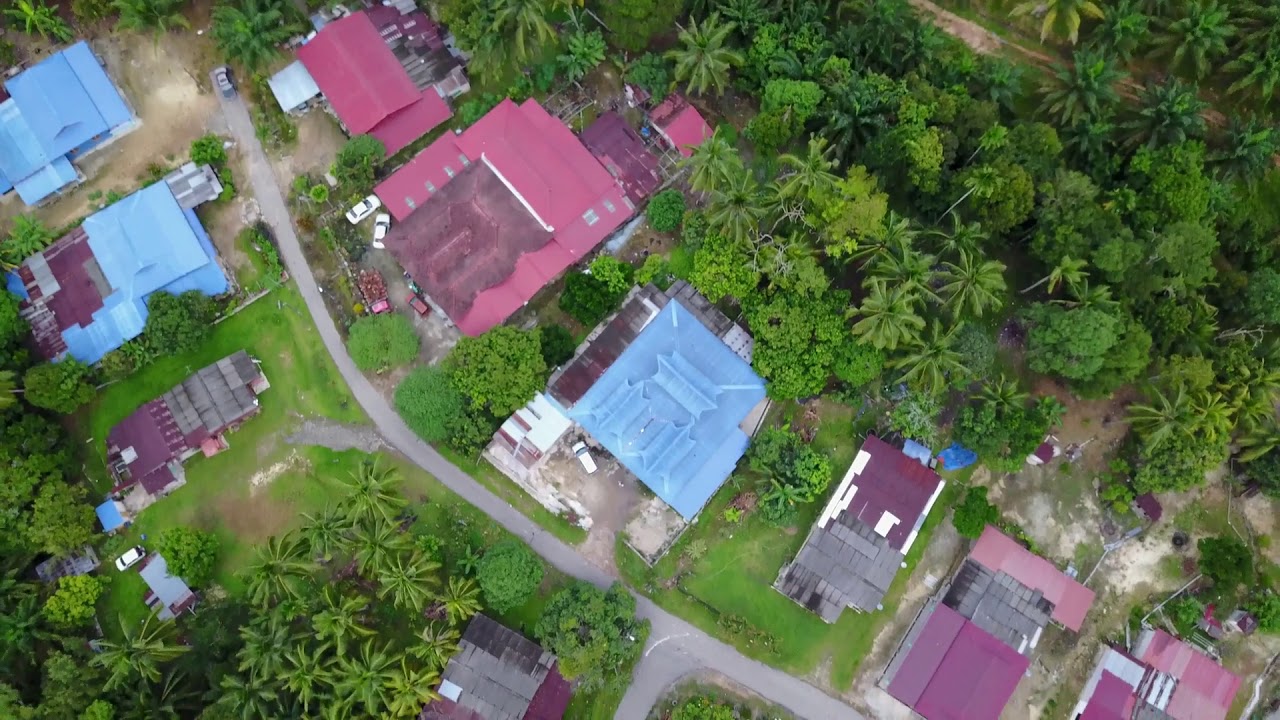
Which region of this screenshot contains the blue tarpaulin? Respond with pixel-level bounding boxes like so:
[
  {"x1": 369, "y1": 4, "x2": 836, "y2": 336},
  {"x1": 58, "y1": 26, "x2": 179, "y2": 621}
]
[
  {"x1": 937, "y1": 443, "x2": 978, "y2": 470},
  {"x1": 95, "y1": 500, "x2": 125, "y2": 532}
]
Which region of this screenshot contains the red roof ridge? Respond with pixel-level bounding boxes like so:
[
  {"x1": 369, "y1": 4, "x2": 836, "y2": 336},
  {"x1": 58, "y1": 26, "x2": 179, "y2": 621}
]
[{"x1": 969, "y1": 526, "x2": 1096, "y2": 631}]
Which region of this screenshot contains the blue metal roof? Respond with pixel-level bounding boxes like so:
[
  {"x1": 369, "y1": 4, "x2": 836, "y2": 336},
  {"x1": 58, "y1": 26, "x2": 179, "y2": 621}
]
[
  {"x1": 95, "y1": 500, "x2": 124, "y2": 532},
  {"x1": 558, "y1": 301, "x2": 766, "y2": 518},
  {"x1": 0, "y1": 41, "x2": 133, "y2": 204},
  {"x1": 60, "y1": 183, "x2": 228, "y2": 363}
]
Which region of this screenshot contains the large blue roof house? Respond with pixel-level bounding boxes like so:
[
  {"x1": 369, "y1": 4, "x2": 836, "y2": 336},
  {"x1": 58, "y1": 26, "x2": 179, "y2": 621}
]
[
  {"x1": 6, "y1": 180, "x2": 228, "y2": 363},
  {"x1": 547, "y1": 282, "x2": 767, "y2": 519},
  {"x1": 0, "y1": 41, "x2": 135, "y2": 205}
]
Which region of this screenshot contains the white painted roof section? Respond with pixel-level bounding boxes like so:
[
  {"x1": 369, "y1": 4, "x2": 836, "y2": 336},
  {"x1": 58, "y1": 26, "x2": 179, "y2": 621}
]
[
  {"x1": 440, "y1": 679, "x2": 464, "y2": 701},
  {"x1": 817, "y1": 449, "x2": 872, "y2": 529},
  {"x1": 899, "y1": 478, "x2": 946, "y2": 555},
  {"x1": 873, "y1": 511, "x2": 900, "y2": 537},
  {"x1": 501, "y1": 393, "x2": 571, "y2": 453}
]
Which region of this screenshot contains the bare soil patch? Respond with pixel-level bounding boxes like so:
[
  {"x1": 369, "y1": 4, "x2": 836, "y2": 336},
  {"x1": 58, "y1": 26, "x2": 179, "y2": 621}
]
[{"x1": 267, "y1": 112, "x2": 348, "y2": 188}]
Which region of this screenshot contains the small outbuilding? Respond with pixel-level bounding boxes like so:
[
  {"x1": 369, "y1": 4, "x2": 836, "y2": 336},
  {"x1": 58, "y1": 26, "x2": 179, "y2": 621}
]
[
  {"x1": 137, "y1": 553, "x2": 197, "y2": 620},
  {"x1": 648, "y1": 94, "x2": 712, "y2": 157}
]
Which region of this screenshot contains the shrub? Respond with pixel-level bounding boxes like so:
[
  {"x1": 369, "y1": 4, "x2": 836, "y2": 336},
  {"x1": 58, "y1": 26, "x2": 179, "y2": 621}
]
[
  {"x1": 144, "y1": 290, "x2": 217, "y2": 355},
  {"x1": 834, "y1": 343, "x2": 884, "y2": 388},
  {"x1": 1197, "y1": 535, "x2": 1254, "y2": 589},
  {"x1": 347, "y1": 314, "x2": 420, "y2": 372},
  {"x1": 887, "y1": 390, "x2": 941, "y2": 445},
  {"x1": 952, "y1": 486, "x2": 1000, "y2": 539},
  {"x1": 588, "y1": 255, "x2": 634, "y2": 296},
  {"x1": 155, "y1": 527, "x2": 220, "y2": 587},
  {"x1": 560, "y1": 272, "x2": 618, "y2": 326},
  {"x1": 43, "y1": 576, "x2": 103, "y2": 629},
  {"x1": 190, "y1": 134, "x2": 228, "y2": 167},
  {"x1": 635, "y1": 254, "x2": 670, "y2": 289},
  {"x1": 22, "y1": 360, "x2": 96, "y2": 414},
  {"x1": 646, "y1": 190, "x2": 686, "y2": 233},
  {"x1": 332, "y1": 134, "x2": 385, "y2": 194},
  {"x1": 476, "y1": 540, "x2": 544, "y2": 613},
  {"x1": 96, "y1": 349, "x2": 135, "y2": 383},
  {"x1": 681, "y1": 210, "x2": 710, "y2": 249},
  {"x1": 395, "y1": 366, "x2": 466, "y2": 443},
  {"x1": 539, "y1": 325, "x2": 577, "y2": 367},
  {"x1": 624, "y1": 53, "x2": 671, "y2": 100},
  {"x1": 309, "y1": 184, "x2": 330, "y2": 203}
]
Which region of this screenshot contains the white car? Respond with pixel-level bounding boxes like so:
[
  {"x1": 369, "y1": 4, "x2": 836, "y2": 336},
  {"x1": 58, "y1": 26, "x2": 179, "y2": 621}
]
[
  {"x1": 346, "y1": 195, "x2": 381, "y2": 224},
  {"x1": 211, "y1": 66, "x2": 235, "y2": 98},
  {"x1": 572, "y1": 441, "x2": 598, "y2": 474},
  {"x1": 372, "y1": 213, "x2": 391, "y2": 249},
  {"x1": 115, "y1": 546, "x2": 146, "y2": 572}
]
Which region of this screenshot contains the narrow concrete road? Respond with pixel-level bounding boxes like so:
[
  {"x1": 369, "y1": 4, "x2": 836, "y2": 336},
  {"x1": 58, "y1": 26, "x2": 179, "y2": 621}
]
[{"x1": 217, "y1": 93, "x2": 866, "y2": 720}]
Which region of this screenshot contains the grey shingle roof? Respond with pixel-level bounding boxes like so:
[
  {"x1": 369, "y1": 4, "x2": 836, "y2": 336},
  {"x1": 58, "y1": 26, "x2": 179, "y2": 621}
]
[
  {"x1": 162, "y1": 351, "x2": 260, "y2": 437},
  {"x1": 440, "y1": 614, "x2": 556, "y2": 720},
  {"x1": 775, "y1": 508, "x2": 904, "y2": 621},
  {"x1": 942, "y1": 559, "x2": 1053, "y2": 653}
]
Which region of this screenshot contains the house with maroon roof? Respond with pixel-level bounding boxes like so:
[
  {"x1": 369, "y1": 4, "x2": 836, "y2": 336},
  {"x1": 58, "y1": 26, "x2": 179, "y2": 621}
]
[
  {"x1": 1071, "y1": 628, "x2": 1241, "y2": 720},
  {"x1": 775, "y1": 435, "x2": 947, "y2": 621},
  {"x1": 375, "y1": 99, "x2": 660, "y2": 336},
  {"x1": 107, "y1": 351, "x2": 268, "y2": 507},
  {"x1": 648, "y1": 94, "x2": 712, "y2": 157},
  {"x1": 291, "y1": 9, "x2": 461, "y2": 156},
  {"x1": 880, "y1": 525, "x2": 1096, "y2": 720},
  {"x1": 420, "y1": 613, "x2": 569, "y2": 720}
]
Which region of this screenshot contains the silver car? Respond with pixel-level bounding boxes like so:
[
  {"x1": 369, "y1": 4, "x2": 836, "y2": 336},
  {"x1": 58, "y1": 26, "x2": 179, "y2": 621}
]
[{"x1": 212, "y1": 66, "x2": 235, "y2": 98}]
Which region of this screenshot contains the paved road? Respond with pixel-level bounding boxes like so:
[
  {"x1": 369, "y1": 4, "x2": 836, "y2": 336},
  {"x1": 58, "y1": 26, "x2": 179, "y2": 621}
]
[{"x1": 217, "y1": 93, "x2": 865, "y2": 720}]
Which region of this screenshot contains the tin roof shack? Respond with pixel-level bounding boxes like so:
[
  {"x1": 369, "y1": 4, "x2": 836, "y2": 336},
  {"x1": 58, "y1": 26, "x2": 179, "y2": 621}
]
[
  {"x1": 137, "y1": 553, "x2": 197, "y2": 620},
  {"x1": 1071, "y1": 629, "x2": 1242, "y2": 720},
  {"x1": 421, "y1": 613, "x2": 570, "y2": 720},
  {"x1": 648, "y1": 95, "x2": 711, "y2": 158},
  {"x1": 106, "y1": 351, "x2": 267, "y2": 506},
  {"x1": 774, "y1": 435, "x2": 946, "y2": 621},
  {"x1": 35, "y1": 546, "x2": 100, "y2": 583},
  {"x1": 880, "y1": 525, "x2": 1096, "y2": 720}
]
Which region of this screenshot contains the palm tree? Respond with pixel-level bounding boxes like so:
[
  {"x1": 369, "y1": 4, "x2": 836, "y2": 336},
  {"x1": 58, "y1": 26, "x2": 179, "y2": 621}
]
[
  {"x1": 282, "y1": 642, "x2": 336, "y2": 713},
  {"x1": 1212, "y1": 116, "x2": 1280, "y2": 187},
  {"x1": 851, "y1": 282, "x2": 927, "y2": 351},
  {"x1": 1125, "y1": 78, "x2": 1207, "y2": 148},
  {"x1": 211, "y1": 0, "x2": 300, "y2": 72},
  {"x1": 385, "y1": 659, "x2": 441, "y2": 718},
  {"x1": 928, "y1": 216, "x2": 989, "y2": 260},
  {"x1": 342, "y1": 461, "x2": 407, "y2": 526},
  {"x1": 93, "y1": 613, "x2": 190, "y2": 690},
  {"x1": 939, "y1": 165, "x2": 1003, "y2": 221},
  {"x1": 965, "y1": 124, "x2": 1010, "y2": 166},
  {"x1": 4, "y1": 0, "x2": 73, "y2": 42},
  {"x1": 217, "y1": 671, "x2": 277, "y2": 719},
  {"x1": 1055, "y1": 280, "x2": 1119, "y2": 313},
  {"x1": 1062, "y1": 115, "x2": 1118, "y2": 169},
  {"x1": 237, "y1": 614, "x2": 298, "y2": 678},
  {"x1": 762, "y1": 478, "x2": 805, "y2": 512},
  {"x1": 979, "y1": 58, "x2": 1026, "y2": 112},
  {"x1": 892, "y1": 322, "x2": 965, "y2": 396},
  {"x1": 1154, "y1": 0, "x2": 1234, "y2": 80},
  {"x1": 244, "y1": 534, "x2": 314, "y2": 607},
  {"x1": 1040, "y1": 51, "x2": 1127, "y2": 127},
  {"x1": 440, "y1": 577, "x2": 482, "y2": 625},
  {"x1": 707, "y1": 173, "x2": 766, "y2": 244},
  {"x1": 981, "y1": 374, "x2": 1030, "y2": 408},
  {"x1": 0, "y1": 371, "x2": 16, "y2": 411},
  {"x1": 352, "y1": 518, "x2": 412, "y2": 578},
  {"x1": 1086, "y1": 0, "x2": 1151, "y2": 62},
  {"x1": 940, "y1": 250, "x2": 1008, "y2": 318},
  {"x1": 491, "y1": 0, "x2": 555, "y2": 63},
  {"x1": 112, "y1": 0, "x2": 190, "y2": 37},
  {"x1": 778, "y1": 136, "x2": 839, "y2": 200},
  {"x1": 312, "y1": 589, "x2": 376, "y2": 654},
  {"x1": 683, "y1": 127, "x2": 743, "y2": 194},
  {"x1": 1235, "y1": 415, "x2": 1280, "y2": 462},
  {"x1": 819, "y1": 79, "x2": 890, "y2": 160},
  {"x1": 300, "y1": 506, "x2": 353, "y2": 562},
  {"x1": 1128, "y1": 385, "x2": 1195, "y2": 450},
  {"x1": 377, "y1": 551, "x2": 439, "y2": 613},
  {"x1": 412, "y1": 623, "x2": 461, "y2": 669},
  {"x1": 334, "y1": 641, "x2": 398, "y2": 715},
  {"x1": 1224, "y1": 50, "x2": 1280, "y2": 114},
  {"x1": 866, "y1": 243, "x2": 939, "y2": 303},
  {"x1": 1011, "y1": 0, "x2": 1103, "y2": 44},
  {"x1": 1021, "y1": 255, "x2": 1088, "y2": 295},
  {"x1": 666, "y1": 14, "x2": 744, "y2": 96}
]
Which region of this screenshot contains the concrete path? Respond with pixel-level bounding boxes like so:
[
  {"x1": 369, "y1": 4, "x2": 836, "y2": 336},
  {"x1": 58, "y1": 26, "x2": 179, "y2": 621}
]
[{"x1": 216, "y1": 92, "x2": 866, "y2": 720}]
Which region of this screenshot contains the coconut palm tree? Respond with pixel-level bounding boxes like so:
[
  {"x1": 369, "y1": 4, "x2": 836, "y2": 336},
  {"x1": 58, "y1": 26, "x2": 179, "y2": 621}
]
[
  {"x1": 0, "y1": 371, "x2": 16, "y2": 411},
  {"x1": 93, "y1": 613, "x2": 191, "y2": 690},
  {"x1": 352, "y1": 518, "x2": 412, "y2": 578},
  {"x1": 928, "y1": 216, "x2": 989, "y2": 260},
  {"x1": 940, "y1": 250, "x2": 1008, "y2": 318},
  {"x1": 385, "y1": 659, "x2": 441, "y2": 718},
  {"x1": 1086, "y1": 0, "x2": 1151, "y2": 62},
  {"x1": 818, "y1": 80, "x2": 889, "y2": 161},
  {"x1": 237, "y1": 614, "x2": 298, "y2": 678},
  {"x1": 1062, "y1": 115, "x2": 1119, "y2": 170},
  {"x1": 334, "y1": 641, "x2": 398, "y2": 715},
  {"x1": 1225, "y1": 51, "x2": 1280, "y2": 115},
  {"x1": 1128, "y1": 385, "x2": 1195, "y2": 450},
  {"x1": 1212, "y1": 116, "x2": 1280, "y2": 187},
  {"x1": 1235, "y1": 415, "x2": 1280, "y2": 462},
  {"x1": 491, "y1": 0, "x2": 555, "y2": 63},
  {"x1": 112, "y1": 0, "x2": 190, "y2": 37},
  {"x1": 342, "y1": 461, "x2": 407, "y2": 526},
  {"x1": 666, "y1": 13, "x2": 744, "y2": 96},
  {"x1": 312, "y1": 589, "x2": 376, "y2": 655},
  {"x1": 707, "y1": 173, "x2": 766, "y2": 245},
  {"x1": 1154, "y1": 0, "x2": 1234, "y2": 80},
  {"x1": 1125, "y1": 78, "x2": 1208, "y2": 148},
  {"x1": 981, "y1": 374, "x2": 1030, "y2": 408},
  {"x1": 300, "y1": 506, "x2": 353, "y2": 562},
  {"x1": 892, "y1": 322, "x2": 965, "y2": 395},
  {"x1": 965, "y1": 124, "x2": 1010, "y2": 166},
  {"x1": 939, "y1": 165, "x2": 1003, "y2": 222},
  {"x1": 440, "y1": 577, "x2": 482, "y2": 625},
  {"x1": 282, "y1": 642, "x2": 336, "y2": 713},
  {"x1": 218, "y1": 671, "x2": 277, "y2": 719},
  {"x1": 244, "y1": 534, "x2": 314, "y2": 607},
  {"x1": 1011, "y1": 0, "x2": 1104, "y2": 44},
  {"x1": 682, "y1": 126, "x2": 743, "y2": 194},
  {"x1": 412, "y1": 623, "x2": 461, "y2": 669},
  {"x1": 851, "y1": 281, "x2": 927, "y2": 351},
  {"x1": 133, "y1": 668, "x2": 202, "y2": 718},
  {"x1": 1021, "y1": 255, "x2": 1088, "y2": 295},
  {"x1": 377, "y1": 551, "x2": 439, "y2": 613},
  {"x1": 4, "y1": 0, "x2": 73, "y2": 42},
  {"x1": 866, "y1": 243, "x2": 939, "y2": 303},
  {"x1": 1040, "y1": 51, "x2": 1127, "y2": 127},
  {"x1": 210, "y1": 0, "x2": 300, "y2": 72},
  {"x1": 778, "y1": 136, "x2": 839, "y2": 200}
]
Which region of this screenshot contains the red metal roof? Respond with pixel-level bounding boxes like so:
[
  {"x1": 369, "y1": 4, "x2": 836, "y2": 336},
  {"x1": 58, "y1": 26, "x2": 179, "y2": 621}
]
[
  {"x1": 649, "y1": 95, "x2": 711, "y2": 157},
  {"x1": 1138, "y1": 629, "x2": 1241, "y2": 720},
  {"x1": 522, "y1": 662, "x2": 570, "y2": 720},
  {"x1": 297, "y1": 11, "x2": 450, "y2": 149},
  {"x1": 887, "y1": 604, "x2": 1030, "y2": 720},
  {"x1": 14, "y1": 226, "x2": 105, "y2": 359},
  {"x1": 376, "y1": 133, "x2": 464, "y2": 221},
  {"x1": 1134, "y1": 492, "x2": 1163, "y2": 521},
  {"x1": 969, "y1": 526, "x2": 1096, "y2": 631},
  {"x1": 578, "y1": 112, "x2": 661, "y2": 205},
  {"x1": 843, "y1": 435, "x2": 944, "y2": 552},
  {"x1": 1079, "y1": 671, "x2": 1138, "y2": 720},
  {"x1": 107, "y1": 399, "x2": 187, "y2": 491}
]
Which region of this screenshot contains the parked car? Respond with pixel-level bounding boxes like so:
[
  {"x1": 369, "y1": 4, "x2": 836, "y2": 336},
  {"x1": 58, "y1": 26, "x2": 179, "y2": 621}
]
[
  {"x1": 115, "y1": 546, "x2": 146, "y2": 572},
  {"x1": 346, "y1": 195, "x2": 381, "y2": 224},
  {"x1": 407, "y1": 293, "x2": 431, "y2": 316},
  {"x1": 572, "y1": 441, "x2": 598, "y2": 474},
  {"x1": 212, "y1": 66, "x2": 235, "y2": 98},
  {"x1": 372, "y1": 213, "x2": 391, "y2": 248}
]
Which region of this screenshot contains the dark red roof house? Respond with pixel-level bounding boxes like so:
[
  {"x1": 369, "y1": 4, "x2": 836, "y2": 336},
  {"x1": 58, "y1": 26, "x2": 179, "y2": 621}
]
[
  {"x1": 297, "y1": 11, "x2": 452, "y2": 156},
  {"x1": 1071, "y1": 629, "x2": 1241, "y2": 720},
  {"x1": 578, "y1": 111, "x2": 662, "y2": 206},
  {"x1": 969, "y1": 525, "x2": 1096, "y2": 631},
  {"x1": 649, "y1": 94, "x2": 712, "y2": 157},
  {"x1": 375, "y1": 99, "x2": 646, "y2": 336}
]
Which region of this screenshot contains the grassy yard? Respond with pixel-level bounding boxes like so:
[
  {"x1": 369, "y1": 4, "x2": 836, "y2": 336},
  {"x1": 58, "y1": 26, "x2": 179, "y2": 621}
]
[{"x1": 615, "y1": 399, "x2": 958, "y2": 690}]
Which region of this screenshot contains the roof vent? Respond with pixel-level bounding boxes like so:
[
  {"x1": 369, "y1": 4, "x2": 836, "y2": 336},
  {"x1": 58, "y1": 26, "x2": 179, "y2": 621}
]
[
  {"x1": 121, "y1": 446, "x2": 138, "y2": 464},
  {"x1": 439, "y1": 679, "x2": 463, "y2": 701}
]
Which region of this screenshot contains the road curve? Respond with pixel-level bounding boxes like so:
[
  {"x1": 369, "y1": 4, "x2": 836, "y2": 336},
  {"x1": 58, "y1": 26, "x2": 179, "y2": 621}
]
[{"x1": 216, "y1": 93, "x2": 866, "y2": 720}]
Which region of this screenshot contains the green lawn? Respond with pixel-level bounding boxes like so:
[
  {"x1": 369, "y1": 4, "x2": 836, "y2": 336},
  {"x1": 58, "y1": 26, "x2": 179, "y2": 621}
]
[{"x1": 616, "y1": 399, "x2": 958, "y2": 690}]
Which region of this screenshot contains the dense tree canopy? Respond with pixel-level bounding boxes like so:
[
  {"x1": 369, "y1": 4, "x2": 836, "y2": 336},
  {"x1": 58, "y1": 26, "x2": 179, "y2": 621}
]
[
  {"x1": 445, "y1": 327, "x2": 546, "y2": 416},
  {"x1": 476, "y1": 540, "x2": 543, "y2": 613},
  {"x1": 534, "y1": 582, "x2": 647, "y2": 691}
]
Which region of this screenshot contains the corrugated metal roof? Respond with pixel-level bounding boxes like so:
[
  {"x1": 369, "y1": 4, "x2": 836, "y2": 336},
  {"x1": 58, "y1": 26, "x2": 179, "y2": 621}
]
[
  {"x1": 267, "y1": 60, "x2": 321, "y2": 113},
  {"x1": 1134, "y1": 629, "x2": 1241, "y2": 720},
  {"x1": 137, "y1": 554, "x2": 195, "y2": 620},
  {"x1": 163, "y1": 162, "x2": 223, "y2": 209},
  {"x1": 969, "y1": 525, "x2": 1096, "y2": 631}
]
